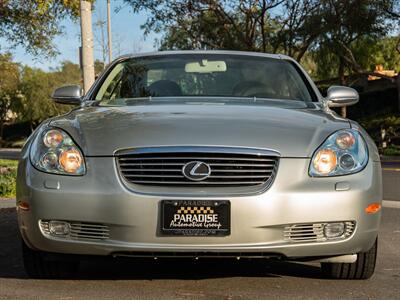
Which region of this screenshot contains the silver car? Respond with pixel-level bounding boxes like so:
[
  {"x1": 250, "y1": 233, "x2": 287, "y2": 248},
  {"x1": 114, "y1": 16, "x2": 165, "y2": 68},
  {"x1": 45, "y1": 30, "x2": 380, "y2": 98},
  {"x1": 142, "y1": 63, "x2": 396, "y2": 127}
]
[{"x1": 17, "y1": 51, "x2": 381, "y2": 279}]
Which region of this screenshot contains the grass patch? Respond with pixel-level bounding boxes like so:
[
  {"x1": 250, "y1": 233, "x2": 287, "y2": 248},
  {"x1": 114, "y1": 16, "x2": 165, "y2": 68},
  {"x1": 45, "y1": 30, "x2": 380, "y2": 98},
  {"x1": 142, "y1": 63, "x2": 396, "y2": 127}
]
[{"x1": 0, "y1": 159, "x2": 18, "y2": 198}]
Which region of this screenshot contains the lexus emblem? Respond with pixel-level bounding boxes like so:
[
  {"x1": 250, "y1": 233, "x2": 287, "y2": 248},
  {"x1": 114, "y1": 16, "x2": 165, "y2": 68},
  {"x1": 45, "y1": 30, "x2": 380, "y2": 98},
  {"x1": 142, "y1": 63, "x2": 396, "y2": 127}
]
[{"x1": 182, "y1": 161, "x2": 211, "y2": 181}]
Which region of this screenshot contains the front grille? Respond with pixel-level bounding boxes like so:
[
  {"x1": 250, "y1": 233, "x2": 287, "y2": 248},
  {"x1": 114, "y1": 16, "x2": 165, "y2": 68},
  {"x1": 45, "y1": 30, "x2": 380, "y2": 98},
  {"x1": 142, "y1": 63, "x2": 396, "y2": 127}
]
[
  {"x1": 40, "y1": 220, "x2": 110, "y2": 241},
  {"x1": 284, "y1": 221, "x2": 355, "y2": 243},
  {"x1": 116, "y1": 147, "x2": 279, "y2": 186}
]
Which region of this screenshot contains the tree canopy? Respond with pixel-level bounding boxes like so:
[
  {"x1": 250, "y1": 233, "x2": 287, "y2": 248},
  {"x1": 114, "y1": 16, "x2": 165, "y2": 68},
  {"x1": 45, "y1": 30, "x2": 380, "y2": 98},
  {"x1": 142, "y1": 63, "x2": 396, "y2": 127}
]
[
  {"x1": 0, "y1": 53, "x2": 20, "y2": 140},
  {"x1": 124, "y1": 0, "x2": 399, "y2": 81},
  {"x1": 0, "y1": 0, "x2": 82, "y2": 56}
]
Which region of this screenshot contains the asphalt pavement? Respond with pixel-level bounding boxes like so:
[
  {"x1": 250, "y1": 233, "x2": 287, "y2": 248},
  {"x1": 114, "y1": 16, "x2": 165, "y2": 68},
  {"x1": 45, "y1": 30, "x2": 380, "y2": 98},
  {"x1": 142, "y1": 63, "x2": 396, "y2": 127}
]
[{"x1": 0, "y1": 207, "x2": 398, "y2": 299}]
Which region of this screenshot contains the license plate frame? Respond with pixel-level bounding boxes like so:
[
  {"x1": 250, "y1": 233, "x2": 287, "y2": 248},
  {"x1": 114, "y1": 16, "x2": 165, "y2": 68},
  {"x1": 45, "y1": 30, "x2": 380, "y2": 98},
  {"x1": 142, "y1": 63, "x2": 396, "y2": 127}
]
[{"x1": 160, "y1": 200, "x2": 231, "y2": 236}]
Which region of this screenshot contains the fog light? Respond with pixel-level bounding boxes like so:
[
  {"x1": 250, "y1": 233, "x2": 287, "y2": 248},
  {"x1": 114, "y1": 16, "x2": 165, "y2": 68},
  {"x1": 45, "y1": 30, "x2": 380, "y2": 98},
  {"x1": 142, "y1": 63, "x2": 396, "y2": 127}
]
[
  {"x1": 324, "y1": 222, "x2": 345, "y2": 239},
  {"x1": 49, "y1": 221, "x2": 70, "y2": 236}
]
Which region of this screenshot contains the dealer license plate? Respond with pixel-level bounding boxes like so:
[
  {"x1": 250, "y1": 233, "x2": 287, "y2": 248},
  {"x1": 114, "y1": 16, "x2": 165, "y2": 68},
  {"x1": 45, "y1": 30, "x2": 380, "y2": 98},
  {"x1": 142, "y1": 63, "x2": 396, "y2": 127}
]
[{"x1": 161, "y1": 200, "x2": 230, "y2": 236}]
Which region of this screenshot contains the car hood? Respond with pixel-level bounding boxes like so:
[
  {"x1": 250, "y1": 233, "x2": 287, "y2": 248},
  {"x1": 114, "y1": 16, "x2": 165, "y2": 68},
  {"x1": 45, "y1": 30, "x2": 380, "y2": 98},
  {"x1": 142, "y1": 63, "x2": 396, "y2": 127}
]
[{"x1": 50, "y1": 103, "x2": 349, "y2": 157}]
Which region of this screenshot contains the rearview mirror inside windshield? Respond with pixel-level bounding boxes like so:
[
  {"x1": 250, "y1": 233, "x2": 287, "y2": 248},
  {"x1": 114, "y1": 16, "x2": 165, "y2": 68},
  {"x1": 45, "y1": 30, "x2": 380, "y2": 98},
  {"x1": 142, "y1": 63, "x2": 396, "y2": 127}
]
[{"x1": 185, "y1": 60, "x2": 227, "y2": 73}]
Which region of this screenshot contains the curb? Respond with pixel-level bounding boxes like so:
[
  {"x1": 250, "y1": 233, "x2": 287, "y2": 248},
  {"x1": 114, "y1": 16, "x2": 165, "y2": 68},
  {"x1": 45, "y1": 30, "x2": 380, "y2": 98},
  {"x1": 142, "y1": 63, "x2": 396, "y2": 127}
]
[
  {"x1": 0, "y1": 148, "x2": 21, "y2": 151},
  {"x1": 381, "y1": 156, "x2": 400, "y2": 162},
  {"x1": 382, "y1": 200, "x2": 400, "y2": 209},
  {"x1": 0, "y1": 198, "x2": 16, "y2": 209}
]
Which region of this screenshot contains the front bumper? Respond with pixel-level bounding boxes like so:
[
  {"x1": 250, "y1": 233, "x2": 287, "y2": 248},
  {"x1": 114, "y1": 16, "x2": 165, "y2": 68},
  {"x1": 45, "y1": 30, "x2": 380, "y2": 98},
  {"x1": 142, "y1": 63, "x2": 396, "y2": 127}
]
[{"x1": 17, "y1": 155, "x2": 382, "y2": 259}]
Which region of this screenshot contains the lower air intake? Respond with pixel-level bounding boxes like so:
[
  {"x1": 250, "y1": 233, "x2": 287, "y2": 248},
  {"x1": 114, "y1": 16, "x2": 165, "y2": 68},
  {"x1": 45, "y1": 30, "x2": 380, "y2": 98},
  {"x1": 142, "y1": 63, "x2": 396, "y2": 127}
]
[
  {"x1": 40, "y1": 220, "x2": 110, "y2": 241},
  {"x1": 284, "y1": 221, "x2": 355, "y2": 243}
]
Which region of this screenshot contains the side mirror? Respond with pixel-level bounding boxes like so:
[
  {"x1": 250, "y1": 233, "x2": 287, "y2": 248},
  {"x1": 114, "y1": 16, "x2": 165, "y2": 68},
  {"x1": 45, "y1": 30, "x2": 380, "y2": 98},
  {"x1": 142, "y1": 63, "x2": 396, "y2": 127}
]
[
  {"x1": 52, "y1": 85, "x2": 82, "y2": 105},
  {"x1": 326, "y1": 86, "x2": 359, "y2": 108}
]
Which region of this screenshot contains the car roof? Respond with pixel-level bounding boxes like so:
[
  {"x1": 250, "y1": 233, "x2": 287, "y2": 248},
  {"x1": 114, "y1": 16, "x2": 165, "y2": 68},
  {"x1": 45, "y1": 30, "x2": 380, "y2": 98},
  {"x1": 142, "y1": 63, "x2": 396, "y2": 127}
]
[{"x1": 115, "y1": 50, "x2": 294, "y2": 62}]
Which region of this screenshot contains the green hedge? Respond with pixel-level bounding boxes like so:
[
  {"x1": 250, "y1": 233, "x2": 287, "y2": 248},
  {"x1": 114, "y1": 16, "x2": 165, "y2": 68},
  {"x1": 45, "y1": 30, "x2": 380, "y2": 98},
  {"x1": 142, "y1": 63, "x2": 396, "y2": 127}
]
[
  {"x1": 0, "y1": 160, "x2": 18, "y2": 198},
  {"x1": 359, "y1": 115, "x2": 400, "y2": 155},
  {"x1": 382, "y1": 145, "x2": 400, "y2": 156}
]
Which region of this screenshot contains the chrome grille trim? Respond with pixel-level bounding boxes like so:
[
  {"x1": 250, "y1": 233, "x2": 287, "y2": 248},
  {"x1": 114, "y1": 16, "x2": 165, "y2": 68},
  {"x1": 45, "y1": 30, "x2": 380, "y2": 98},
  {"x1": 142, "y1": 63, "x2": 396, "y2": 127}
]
[
  {"x1": 39, "y1": 221, "x2": 50, "y2": 234},
  {"x1": 115, "y1": 146, "x2": 279, "y2": 187},
  {"x1": 119, "y1": 163, "x2": 276, "y2": 167},
  {"x1": 284, "y1": 221, "x2": 356, "y2": 243},
  {"x1": 39, "y1": 220, "x2": 110, "y2": 241},
  {"x1": 118, "y1": 157, "x2": 277, "y2": 162},
  {"x1": 126, "y1": 181, "x2": 267, "y2": 185}
]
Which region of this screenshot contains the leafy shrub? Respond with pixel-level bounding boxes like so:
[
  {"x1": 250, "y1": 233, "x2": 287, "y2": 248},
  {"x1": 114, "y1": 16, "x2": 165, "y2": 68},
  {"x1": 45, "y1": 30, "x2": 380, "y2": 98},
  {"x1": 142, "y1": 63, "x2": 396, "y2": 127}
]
[
  {"x1": 360, "y1": 114, "x2": 400, "y2": 155},
  {"x1": 0, "y1": 159, "x2": 18, "y2": 198},
  {"x1": 382, "y1": 145, "x2": 400, "y2": 156}
]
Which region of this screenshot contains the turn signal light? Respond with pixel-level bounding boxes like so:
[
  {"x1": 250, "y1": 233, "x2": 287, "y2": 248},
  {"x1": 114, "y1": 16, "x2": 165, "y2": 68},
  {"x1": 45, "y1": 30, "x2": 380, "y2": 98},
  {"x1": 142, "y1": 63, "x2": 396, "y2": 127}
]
[
  {"x1": 365, "y1": 203, "x2": 381, "y2": 214},
  {"x1": 17, "y1": 201, "x2": 30, "y2": 211}
]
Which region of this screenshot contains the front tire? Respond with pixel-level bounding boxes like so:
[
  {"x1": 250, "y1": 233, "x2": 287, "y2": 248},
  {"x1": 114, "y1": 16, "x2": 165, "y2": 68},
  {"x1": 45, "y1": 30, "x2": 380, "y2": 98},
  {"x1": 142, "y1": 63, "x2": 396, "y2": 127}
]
[
  {"x1": 321, "y1": 238, "x2": 377, "y2": 280},
  {"x1": 22, "y1": 240, "x2": 79, "y2": 279}
]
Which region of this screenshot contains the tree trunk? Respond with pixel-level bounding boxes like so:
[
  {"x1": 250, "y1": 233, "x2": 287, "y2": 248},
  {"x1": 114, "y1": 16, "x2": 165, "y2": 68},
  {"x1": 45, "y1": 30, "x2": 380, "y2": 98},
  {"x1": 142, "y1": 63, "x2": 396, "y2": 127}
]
[
  {"x1": 338, "y1": 59, "x2": 346, "y2": 85},
  {"x1": 80, "y1": 0, "x2": 95, "y2": 94},
  {"x1": 397, "y1": 73, "x2": 400, "y2": 113},
  {"x1": 0, "y1": 120, "x2": 4, "y2": 146},
  {"x1": 396, "y1": 39, "x2": 400, "y2": 113},
  {"x1": 260, "y1": 0, "x2": 267, "y2": 52}
]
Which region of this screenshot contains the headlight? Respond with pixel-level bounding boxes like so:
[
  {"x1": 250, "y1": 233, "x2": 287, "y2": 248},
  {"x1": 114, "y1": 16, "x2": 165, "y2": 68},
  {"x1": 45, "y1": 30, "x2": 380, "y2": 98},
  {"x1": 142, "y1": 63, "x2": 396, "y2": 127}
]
[
  {"x1": 309, "y1": 129, "x2": 368, "y2": 177},
  {"x1": 30, "y1": 127, "x2": 86, "y2": 175}
]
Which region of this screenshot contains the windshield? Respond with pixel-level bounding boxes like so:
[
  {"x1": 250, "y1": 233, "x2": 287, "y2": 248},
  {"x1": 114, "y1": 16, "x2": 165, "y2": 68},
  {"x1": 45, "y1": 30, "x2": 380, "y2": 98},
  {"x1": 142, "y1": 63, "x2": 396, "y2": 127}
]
[{"x1": 95, "y1": 54, "x2": 315, "y2": 105}]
